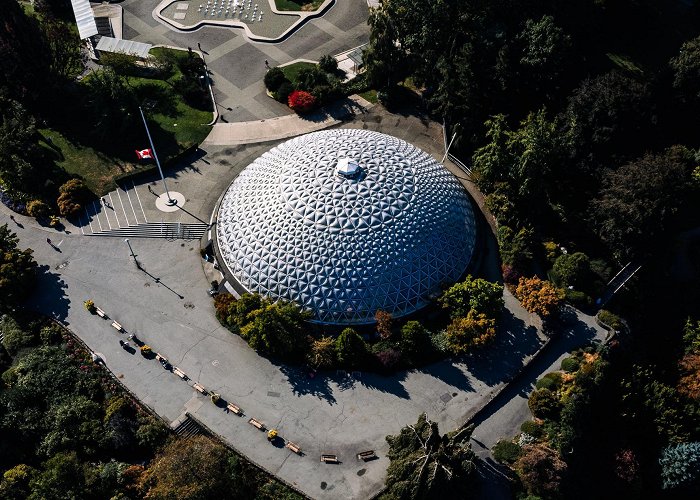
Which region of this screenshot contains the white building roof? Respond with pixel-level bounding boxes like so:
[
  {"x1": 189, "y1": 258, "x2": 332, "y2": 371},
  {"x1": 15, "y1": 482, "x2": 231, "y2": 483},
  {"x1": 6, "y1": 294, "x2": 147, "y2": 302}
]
[
  {"x1": 216, "y1": 129, "x2": 477, "y2": 325},
  {"x1": 96, "y1": 37, "x2": 152, "y2": 59},
  {"x1": 71, "y1": 0, "x2": 98, "y2": 39}
]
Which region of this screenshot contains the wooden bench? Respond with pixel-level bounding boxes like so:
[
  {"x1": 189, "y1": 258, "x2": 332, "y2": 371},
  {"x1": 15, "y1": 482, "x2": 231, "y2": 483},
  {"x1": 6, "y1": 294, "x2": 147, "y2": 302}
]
[
  {"x1": 357, "y1": 450, "x2": 377, "y2": 461},
  {"x1": 320, "y1": 454, "x2": 338, "y2": 463},
  {"x1": 173, "y1": 367, "x2": 188, "y2": 380},
  {"x1": 193, "y1": 382, "x2": 207, "y2": 394},
  {"x1": 248, "y1": 418, "x2": 265, "y2": 430},
  {"x1": 155, "y1": 353, "x2": 167, "y2": 362},
  {"x1": 111, "y1": 321, "x2": 124, "y2": 332},
  {"x1": 286, "y1": 441, "x2": 302, "y2": 454},
  {"x1": 226, "y1": 403, "x2": 242, "y2": 415},
  {"x1": 95, "y1": 307, "x2": 107, "y2": 318}
]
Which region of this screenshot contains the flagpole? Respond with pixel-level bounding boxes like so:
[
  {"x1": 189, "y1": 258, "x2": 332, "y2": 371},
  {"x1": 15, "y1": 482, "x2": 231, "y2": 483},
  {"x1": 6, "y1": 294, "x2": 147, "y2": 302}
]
[{"x1": 139, "y1": 106, "x2": 176, "y2": 206}]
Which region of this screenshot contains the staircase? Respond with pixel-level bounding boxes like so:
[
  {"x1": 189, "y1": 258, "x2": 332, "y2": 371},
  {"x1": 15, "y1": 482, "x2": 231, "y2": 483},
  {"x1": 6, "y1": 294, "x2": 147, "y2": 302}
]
[
  {"x1": 79, "y1": 180, "x2": 209, "y2": 241},
  {"x1": 599, "y1": 261, "x2": 643, "y2": 307},
  {"x1": 173, "y1": 415, "x2": 205, "y2": 438}
]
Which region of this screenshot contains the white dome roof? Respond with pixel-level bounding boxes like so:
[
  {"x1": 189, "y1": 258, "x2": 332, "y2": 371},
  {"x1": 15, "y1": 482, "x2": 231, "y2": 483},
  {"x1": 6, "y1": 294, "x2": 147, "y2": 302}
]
[{"x1": 215, "y1": 129, "x2": 477, "y2": 324}]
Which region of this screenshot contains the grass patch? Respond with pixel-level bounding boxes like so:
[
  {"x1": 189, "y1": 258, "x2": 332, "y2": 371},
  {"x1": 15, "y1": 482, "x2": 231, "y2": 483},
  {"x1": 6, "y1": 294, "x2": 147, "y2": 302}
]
[
  {"x1": 38, "y1": 129, "x2": 133, "y2": 196},
  {"x1": 274, "y1": 0, "x2": 324, "y2": 11},
  {"x1": 281, "y1": 61, "x2": 317, "y2": 85},
  {"x1": 359, "y1": 89, "x2": 378, "y2": 104}
]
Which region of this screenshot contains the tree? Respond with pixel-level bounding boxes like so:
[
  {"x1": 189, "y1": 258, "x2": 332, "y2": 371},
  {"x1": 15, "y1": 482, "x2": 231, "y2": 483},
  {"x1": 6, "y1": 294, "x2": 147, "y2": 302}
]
[
  {"x1": 0, "y1": 97, "x2": 42, "y2": 193},
  {"x1": 528, "y1": 388, "x2": 562, "y2": 420},
  {"x1": 516, "y1": 15, "x2": 571, "y2": 95},
  {"x1": 308, "y1": 336, "x2": 335, "y2": 369},
  {"x1": 678, "y1": 352, "x2": 700, "y2": 400},
  {"x1": 263, "y1": 67, "x2": 288, "y2": 92},
  {"x1": 659, "y1": 442, "x2": 700, "y2": 490},
  {"x1": 515, "y1": 277, "x2": 564, "y2": 318},
  {"x1": 400, "y1": 321, "x2": 432, "y2": 363},
  {"x1": 0, "y1": 315, "x2": 34, "y2": 355},
  {"x1": 591, "y1": 147, "x2": 695, "y2": 260},
  {"x1": 514, "y1": 444, "x2": 567, "y2": 498},
  {"x1": 670, "y1": 35, "x2": 700, "y2": 102},
  {"x1": 26, "y1": 200, "x2": 51, "y2": 219},
  {"x1": 334, "y1": 328, "x2": 368, "y2": 369},
  {"x1": 445, "y1": 311, "x2": 496, "y2": 355},
  {"x1": 382, "y1": 413, "x2": 477, "y2": 499},
  {"x1": 42, "y1": 18, "x2": 85, "y2": 82},
  {"x1": 39, "y1": 395, "x2": 105, "y2": 458},
  {"x1": 99, "y1": 52, "x2": 139, "y2": 77},
  {"x1": 682, "y1": 318, "x2": 700, "y2": 354},
  {"x1": 318, "y1": 55, "x2": 338, "y2": 74},
  {"x1": 550, "y1": 252, "x2": 592, "y2": 290},
  {"x1": 375, "y1": 309, "x2": 393, "y2": 339},
  {"x1": 0, "y1": 224, "x2": 38, "y2": 309},
  {"x1": 240, "y1": 300, "x2": 311, "y2": 360},
  {"x1": 28, "y1": 452, "x2": 90, "y2": 500},
  {"x1": 82, "y1": 68, "x2": 138, "y2": 143},
  {"x1": 497, "y1": 225, "x2": 535, "y2": 270},
  {"x1": 439, "y1": 275, "x2": 504, "y2": 319},
  {"x1": 142, "y1": 435, "x2": 234, "y2": 499},
  {"x1": 0, "y1": 464, "x2": 36, "y2": 500}
]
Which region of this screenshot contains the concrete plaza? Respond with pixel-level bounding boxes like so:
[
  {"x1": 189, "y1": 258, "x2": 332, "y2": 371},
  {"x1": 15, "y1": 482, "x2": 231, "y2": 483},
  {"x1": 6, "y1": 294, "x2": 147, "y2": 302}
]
[
  {"x1": 120, "y1": 0, "x2": 370, "y2": 123},
  {"x1": 3, "y1": 105, "x2": 605, "y2": 499}
]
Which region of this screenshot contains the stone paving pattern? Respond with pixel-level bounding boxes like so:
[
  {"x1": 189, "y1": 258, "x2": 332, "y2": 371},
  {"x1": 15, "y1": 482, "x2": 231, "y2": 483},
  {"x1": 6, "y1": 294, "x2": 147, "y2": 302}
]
[{"x1": 122, "y1": 0, "x2": 369, "y2": 122}]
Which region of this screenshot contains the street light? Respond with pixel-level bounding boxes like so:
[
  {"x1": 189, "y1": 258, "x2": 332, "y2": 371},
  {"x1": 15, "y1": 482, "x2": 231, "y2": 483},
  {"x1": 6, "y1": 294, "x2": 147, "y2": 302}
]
[{"x1": 125, "y1": 239, "x2": 138, "y2": 267}]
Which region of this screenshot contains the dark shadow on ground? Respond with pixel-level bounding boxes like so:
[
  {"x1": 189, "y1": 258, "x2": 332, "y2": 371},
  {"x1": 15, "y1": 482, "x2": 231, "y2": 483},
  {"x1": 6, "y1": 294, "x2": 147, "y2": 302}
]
[
  {"x1": 463, "y1": 309, "x2": 543, "y2": 387},
  {"x1": 278, "y1": 364, "x2": 337, "y2": 405},
  {"x1": 26, "y1": 264, "x2": 70, "y2": 322},
  {"x1": 419, "y1": 360, "x2": 474, "y2": 393},
  {"x1": 354, "y1": 370, "x2": 411, "y2": 399},
  {"x1": 474, "y1": 456, "x2": 515, "y2": 500},
  {"x1": 468, "y1": 314, "x2": 601, "y2": 428}
]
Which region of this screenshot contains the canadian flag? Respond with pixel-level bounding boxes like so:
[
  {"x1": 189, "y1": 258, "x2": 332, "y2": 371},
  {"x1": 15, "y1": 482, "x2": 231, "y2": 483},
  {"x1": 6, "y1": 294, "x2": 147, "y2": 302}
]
[{"x1": 135, "y1": 149, "x2": 153, "y2": 160}]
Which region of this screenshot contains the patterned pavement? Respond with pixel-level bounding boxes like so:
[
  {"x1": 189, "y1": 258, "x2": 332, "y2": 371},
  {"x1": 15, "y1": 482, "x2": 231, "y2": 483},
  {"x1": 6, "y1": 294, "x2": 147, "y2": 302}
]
[{"x1": 120, "y1": 0, "x2": 370, "y2": 123}]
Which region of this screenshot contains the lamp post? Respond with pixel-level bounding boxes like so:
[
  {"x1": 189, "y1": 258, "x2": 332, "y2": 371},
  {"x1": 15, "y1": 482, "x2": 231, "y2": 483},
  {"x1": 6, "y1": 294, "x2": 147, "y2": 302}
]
[
  {"x1": 138, "y1": 106, "x2": 176, "y2": 206},
  {"x1": 125, "y1": 238, "x2": 138, "y2": 267}
]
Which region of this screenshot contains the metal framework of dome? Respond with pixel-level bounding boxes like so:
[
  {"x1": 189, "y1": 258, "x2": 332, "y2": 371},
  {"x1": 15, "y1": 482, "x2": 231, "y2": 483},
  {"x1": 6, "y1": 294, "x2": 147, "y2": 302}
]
[{"x1": 215, "y1": 129, "x2": 477, "y2": 325}]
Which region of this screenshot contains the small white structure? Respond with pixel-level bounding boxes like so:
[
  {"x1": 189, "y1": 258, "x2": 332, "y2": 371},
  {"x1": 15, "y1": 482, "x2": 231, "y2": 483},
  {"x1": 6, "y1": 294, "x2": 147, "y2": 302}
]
[{"x1": 336, "y1": 158, "x2": 360, "y2": 178}]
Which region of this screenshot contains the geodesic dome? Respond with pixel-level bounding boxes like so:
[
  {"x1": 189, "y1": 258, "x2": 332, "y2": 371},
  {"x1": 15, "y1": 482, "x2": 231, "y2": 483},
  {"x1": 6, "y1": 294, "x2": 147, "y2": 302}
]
[{"x1": 215, "y1": 129, "x2": 476, "y2": 325}]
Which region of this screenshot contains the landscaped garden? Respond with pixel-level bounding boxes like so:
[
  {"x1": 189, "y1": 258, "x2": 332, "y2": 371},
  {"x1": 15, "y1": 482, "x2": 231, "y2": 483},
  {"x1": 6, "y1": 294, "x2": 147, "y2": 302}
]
[{"x1": 274, "y1": 0, "x2": 325, "y2": 12}]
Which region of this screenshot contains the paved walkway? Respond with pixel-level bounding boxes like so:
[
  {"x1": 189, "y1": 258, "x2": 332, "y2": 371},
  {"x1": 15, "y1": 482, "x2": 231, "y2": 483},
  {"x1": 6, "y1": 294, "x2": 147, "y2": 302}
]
[
  {"x1": 203, "y1": 95, "x2": 372, "y2": 145},
  {"x1": 2, "y1": 106, "x2": 605, "y2": 500}
]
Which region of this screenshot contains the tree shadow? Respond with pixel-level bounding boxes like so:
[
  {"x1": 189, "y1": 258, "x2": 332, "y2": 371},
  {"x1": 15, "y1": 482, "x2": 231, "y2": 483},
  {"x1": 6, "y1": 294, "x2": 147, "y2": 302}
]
[
  {"x1": 278, "y1": 364, "x2": 337, "y2": 405},
  {"x1": 354, "y1": 370, "x2": 411, "y2": 399},
  {"x1": 463, "y1": 308, "x2": 543, "y2": 387},
  {"x1": 419, "y1": 360, "x2": 475, "y2": 392},
  {"x1": 26, "y1": 264, "x2": 70, "y2": 322}
]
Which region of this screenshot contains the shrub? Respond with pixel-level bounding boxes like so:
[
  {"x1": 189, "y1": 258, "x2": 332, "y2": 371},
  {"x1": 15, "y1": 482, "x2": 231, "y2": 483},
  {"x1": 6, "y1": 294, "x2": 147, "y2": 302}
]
[
  {"x1": 520, "y1": 420, "x2": 544, "y2": 438},
  {"x1": 335, "y1": 328, "x2": 368, "y2": 368},
  {"x1": 84, "y1": 299, "x2": 96, "y2": 313},
  {"x1": 515, "y1": 276, "x2": 565, "y2": 318},
  {"x1": 560, "y1": 356, "x2": 580, "y2": 373},
  {"x1": 288, "y1": 90, "x2": 317, "y2": 113},
  {"x1": 140, "y1": 345, "x2": 152, "y2": 355},
  {"x1": 501, "y1": 264, "x2": 522, "y2": 286},
  {"x1": 0, "y1": 315, "x2": 33, "y2": 355},
  {"x1": 598, "y1": 309, "x2": 623, "y2": 331},
  {"x1": 551, "y1": 252, "x2": 592, "y2": 290},
  {"x1": 564, "y1": 288, "x2": 593, "y2": 308},
  {"x1": 318, "y1": 54, "x2": 338, "y2": 74},
  {"x1": 100, "y1": 52, "x2": 139, "y2": 76},
  {"x1": 439, "y1": 275, "x2": 504, "y2": 319},
  {"x1": 543, "y1": 241, "x2": 561, "y2": 264},
  {"x1": 26, "y1": 200, "x2": 50, "y2": 219},
  {"x1": 57, "y1": 179, "x2": 89, "y2": 217},
  {"x1": 308, "y1": 336, "x2": 335, "y2": 369},
  {"x1": 213, "y1": 293, "x2": 236, "y2": 323},
  {"x1": 528, "y1": 388, "x2": 562, "y2": 420},
  {"x1": 264, "y1": 67, "x2": 287, "y2": 92},
  {"x1": 275, "y1": 81, "x2": 294, "y2": 103},
  {"x1": 40, "y1": 324, "x2": 63, "y2": 345},
  {"x1": 401, "y1": 321, "x2": 432, "y2": 363},
  {"x1": 515, "y1": 444, "x2": 568, "y2": 498},
  {"x1": 492, "y1": 440, "x2": 522, "y2": 464},
  {"x1": 375, "y1": 348, "x2": 401, "y2": 371},
  {"x1": 535, "y1": 372, "x2": 563, "y2": 390},
  {"x1": 497, "y1": 225, "x2": 535, "y2": 270},
  {"x1": 375, "y1": 309, "x2": 393, "y2": 339},
  {"x1": 445, "y1": 310, "x2": 496, "y2": 355}
]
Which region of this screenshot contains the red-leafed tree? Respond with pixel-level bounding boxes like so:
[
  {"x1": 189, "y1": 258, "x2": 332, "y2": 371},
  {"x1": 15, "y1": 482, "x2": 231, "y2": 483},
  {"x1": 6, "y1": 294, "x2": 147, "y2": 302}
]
[{"x1": 287, "y1": 90, "x2": 317, "y2": 113}]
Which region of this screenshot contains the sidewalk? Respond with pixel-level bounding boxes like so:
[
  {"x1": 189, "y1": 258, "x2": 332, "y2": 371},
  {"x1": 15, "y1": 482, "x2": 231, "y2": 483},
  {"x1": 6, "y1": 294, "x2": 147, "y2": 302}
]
[{"x1": 203, "y1": 95, "x2": 373, "y2": 145}]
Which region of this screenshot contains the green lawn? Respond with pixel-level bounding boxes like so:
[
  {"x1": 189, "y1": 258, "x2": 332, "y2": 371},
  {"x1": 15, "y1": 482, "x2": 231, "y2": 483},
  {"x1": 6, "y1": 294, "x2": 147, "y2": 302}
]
[
  {"x1": 41, "y1": 48, "x2": 212, "y2": 196},
  {"x1": 359, "y1": 89, "x2": 378, "y2": 104},
  {"x1": 274, "y1": 0, "x2": 324, "y2": 11},
  {"x1": 281, "y1": 61, "x2": 317, "y2": 85}
]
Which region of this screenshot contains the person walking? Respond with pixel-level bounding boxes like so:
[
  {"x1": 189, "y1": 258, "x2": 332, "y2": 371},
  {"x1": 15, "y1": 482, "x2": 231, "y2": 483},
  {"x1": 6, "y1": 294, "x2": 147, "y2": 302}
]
[
  {"x1": 148, "y1": 185, "x2": 154, "y2": 195},
  {"x1": 46, "y1": 238, "x2": 52, "y2": 246},
  {"x1": 264, "y1": 59, "x2": 269, "y2": 68}
]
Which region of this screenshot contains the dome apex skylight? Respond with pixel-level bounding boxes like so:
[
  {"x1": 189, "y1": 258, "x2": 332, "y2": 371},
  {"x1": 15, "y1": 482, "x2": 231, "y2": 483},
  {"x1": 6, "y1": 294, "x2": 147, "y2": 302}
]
[{"x1": 215, "y1": 129, "x2": 477, "y2": 324}]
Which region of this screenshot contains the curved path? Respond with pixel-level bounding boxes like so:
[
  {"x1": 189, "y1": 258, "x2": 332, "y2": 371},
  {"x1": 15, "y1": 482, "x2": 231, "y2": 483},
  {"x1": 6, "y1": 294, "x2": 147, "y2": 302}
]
[{"x1": 3, "y1": 107, "x2": 604, "y2": 499}]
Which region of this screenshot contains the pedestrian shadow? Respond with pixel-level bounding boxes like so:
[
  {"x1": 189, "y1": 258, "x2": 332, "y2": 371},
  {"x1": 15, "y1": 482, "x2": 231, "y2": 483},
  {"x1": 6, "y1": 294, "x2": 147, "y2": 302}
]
[{"x1": 27, "y1": 264, "x2": 70, "y2": 322}]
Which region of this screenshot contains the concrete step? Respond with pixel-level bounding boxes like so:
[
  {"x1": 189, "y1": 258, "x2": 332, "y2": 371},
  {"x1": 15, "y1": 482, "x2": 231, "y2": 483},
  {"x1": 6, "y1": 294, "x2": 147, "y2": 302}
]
[{"x1": 85, "y1": 222, "x2": 209, "y2": 240}]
